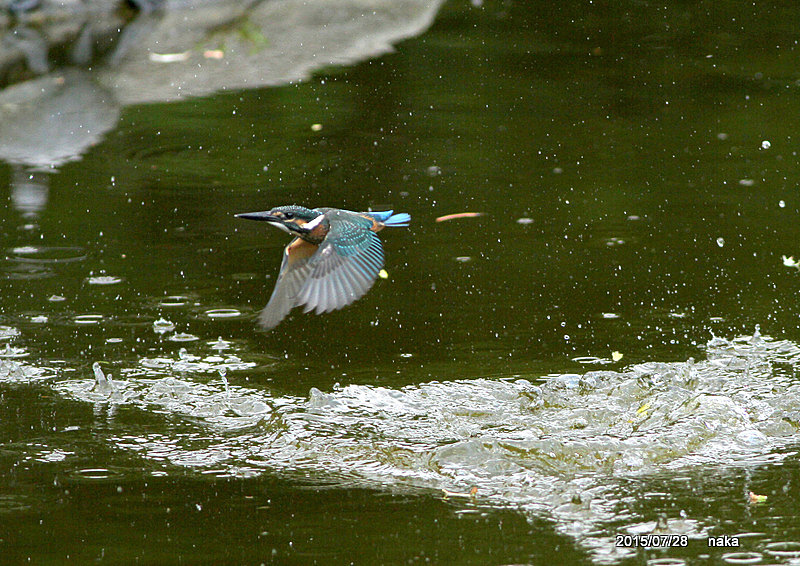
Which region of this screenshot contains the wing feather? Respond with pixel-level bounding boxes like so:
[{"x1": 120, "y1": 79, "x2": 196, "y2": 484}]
[
  {"x1": 295, "y1": 210, "x2": 385, "y2": 315},
  {"x1": 257, "y1": 238, "x2": 316, "y2": 330}
]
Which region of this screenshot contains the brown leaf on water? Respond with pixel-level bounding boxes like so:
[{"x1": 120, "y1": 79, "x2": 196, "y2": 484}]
[{"x1": 435, "y1": 212, "x2": 485, "y2": 222}]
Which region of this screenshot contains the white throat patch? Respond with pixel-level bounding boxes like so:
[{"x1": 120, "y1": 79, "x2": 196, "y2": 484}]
[{"x1": 303, "y1": 215, "x2": 325, "y2": 231}]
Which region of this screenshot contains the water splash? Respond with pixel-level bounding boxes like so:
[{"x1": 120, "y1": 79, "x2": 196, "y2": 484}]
[{"x1": 7, "y1": 331, "x2": 800, "y2": 562}]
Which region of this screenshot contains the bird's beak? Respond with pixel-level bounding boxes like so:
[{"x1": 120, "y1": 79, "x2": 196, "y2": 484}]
[
  {"x1": 235, "y1": 211, "x2": 292, "y2": 234},
  {"x1": 235, "y1": 211, "x2": 279, "y2": 223}
]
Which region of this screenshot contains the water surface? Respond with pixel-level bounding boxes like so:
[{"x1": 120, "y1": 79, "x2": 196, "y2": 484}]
[{"x1": 4, "y1": 1, "x2": 800, "y2": 564}]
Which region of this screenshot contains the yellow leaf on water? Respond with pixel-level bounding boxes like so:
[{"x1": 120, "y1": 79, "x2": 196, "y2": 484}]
[
  {"x1": 378, "y1": 269, "x2": 389, "y2": 279},
  {"x1": 612, "y1": 351, "x2": 623, "y2": 362}
]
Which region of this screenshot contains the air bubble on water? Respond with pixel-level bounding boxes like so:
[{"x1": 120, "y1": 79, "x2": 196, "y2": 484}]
[
  {"x1": 716, "y1": 238, "x2": 725, "y2": 247},
  {"x1": 761, "y1": 140, "x2": 771, "y2": 149}
]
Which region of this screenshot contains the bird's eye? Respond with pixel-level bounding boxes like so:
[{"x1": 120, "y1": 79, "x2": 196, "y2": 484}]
[{"x1": 284, "y1": 212, "x2": 294, "y2": 220}]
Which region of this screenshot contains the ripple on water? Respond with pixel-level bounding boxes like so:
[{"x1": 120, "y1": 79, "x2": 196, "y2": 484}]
[
  {"x1": 168, "y1": 333, "x2": 199, "y2": 342},
  {"x1": 0, "y1": 345, "x2": 29, "y2": 358},
  {"x1": 0, "y1": 359, "x2": 55, "y2": 382},
  {"x1": 203, "y1": 309, "x2": 242, "y2": 319},
  {"x1": 720, "y1": 552, "x2": 763, "y2": 565},
  {"x1": 86, "y1": 275, "x2": 123, "y2": 285},
  {"x1": 73, "y1": 314, "x2": 104, "y2": 325},
  {"x1": 158, "y1": 295, "x2": 192, "y2": 307},
  {"x1": 67, "y1": 467, "x2": 126, "y2": 482},
  {"x1": 0, "y1": 495, "x2": 33, "y2": 513},
  {"x1": 0, "y1": 326, "x2": 20, "y2": 340},
  {"x1": 764, "y1": 541, "x2": 800, "y2": 558},
  {"x1": 8, "y1": 246, "x2": 86, "y2": 264}
]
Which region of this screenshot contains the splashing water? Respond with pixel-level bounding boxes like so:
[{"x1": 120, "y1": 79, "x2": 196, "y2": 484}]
[{"x1": 6, "y1": 331, "x2": 800, "y2": 562}]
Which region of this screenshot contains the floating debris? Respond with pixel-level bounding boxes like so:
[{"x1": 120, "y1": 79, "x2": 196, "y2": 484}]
[
  {"x1": 310, "y1": 123, "x2": 323, "y2": 132},
  {"x1": 203, "y1": 49, "x2": 224, "y2": 60},
  {"x1": 378, "y1": 269, "x2": 389, "y2": 279},
  {"x1": 435, "y1": 212, "x2": 484, "y2": 222},
  {"x1": 612, "y1": 351, "x2": 624, "y2": 362}
]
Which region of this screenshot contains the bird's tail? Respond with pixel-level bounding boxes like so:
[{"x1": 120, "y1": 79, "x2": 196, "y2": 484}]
[{"x1": 382, "y1": 211, "x2": 411, "y2": 227}]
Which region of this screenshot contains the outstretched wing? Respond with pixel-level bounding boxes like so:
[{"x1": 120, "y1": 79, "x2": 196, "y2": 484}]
[
  {"x1": 295, "y1": 210, "x2": 385, "y2": 314},
  {"x1": 257, "y1": 238, "x2": 317, "y2": 330}
]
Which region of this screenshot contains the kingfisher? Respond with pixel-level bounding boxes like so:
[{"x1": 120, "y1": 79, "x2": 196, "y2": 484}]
[{"x1": 236, "y1": 205, "x2": 411, "y2": 330}]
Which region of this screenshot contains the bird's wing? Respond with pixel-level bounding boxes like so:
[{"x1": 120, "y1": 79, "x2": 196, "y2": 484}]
[
  {"x1": 295, "y1": 210, "x2": 385, "y2": 314},
  {"x1": 258, "y1": 237, "x2": 317, "y2": 330}
]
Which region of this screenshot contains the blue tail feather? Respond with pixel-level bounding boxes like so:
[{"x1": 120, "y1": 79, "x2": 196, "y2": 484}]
[
  {"x1": 384, "y1": 212, "x2": 411, "y2": 227},
  {"x1": 367, "y1": 210, "x2": 410, "y2": 227}
]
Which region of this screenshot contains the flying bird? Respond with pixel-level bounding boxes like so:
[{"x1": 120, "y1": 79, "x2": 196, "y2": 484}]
[{"x1": 236, "y1": 205, "x2": 411, "y2": 330}]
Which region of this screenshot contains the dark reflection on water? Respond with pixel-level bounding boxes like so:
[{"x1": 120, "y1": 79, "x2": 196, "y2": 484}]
[{"x1": 4, "y1": 0, "x2": 800, "y2": 564}]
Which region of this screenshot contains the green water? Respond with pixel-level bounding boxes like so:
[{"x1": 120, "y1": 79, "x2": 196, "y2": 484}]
[{"x1": 4, "y1": 1, "x2": 800, "y2": 564}]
